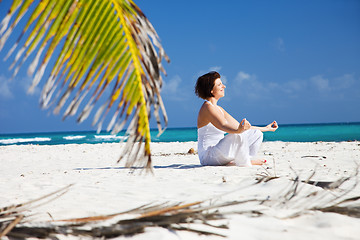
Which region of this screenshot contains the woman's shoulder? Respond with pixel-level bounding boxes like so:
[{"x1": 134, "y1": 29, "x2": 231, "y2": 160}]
[
  {"x1": 200, "y1": 101, "x2": 214, "y2": 112},
  {"x1": 198, "y1": 102, "x2": 212, "y2": 118},
  {"x1": 200, "y1": 102, "x2": 226, "y2": 117},
  {"x1": 217, "y1": 105, "x2": 226, "y2": 112}
]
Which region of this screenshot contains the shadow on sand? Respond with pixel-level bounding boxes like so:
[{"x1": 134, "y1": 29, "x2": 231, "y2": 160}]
[{"x1": 73, "y1": 164, "x2": 203, "y2": 171}]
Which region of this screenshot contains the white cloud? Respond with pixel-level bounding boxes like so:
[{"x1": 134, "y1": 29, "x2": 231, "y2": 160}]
[
  {"x1": 0, "y1": 75, "x2": 43, "y2": 100},
  {"x1": 162, "y1": 75, "x2": 181, "y2": 95},
  {"x1": 230, "y1": 71, "x2": 358, "y2": 102},
  {"x1": 22, "y1": 76, "x2": 41, "y2": 96},
  {"x1": 209, "y1": 66, "x2": 222, "y2": 72},
  {"x1": 309, "y1": 73, "x2": 359, "y2": 99},
  {"x1": 234, "y1": 70, "x2": 306, "y2": 99},
  {"x1": 0, "y1": 76, "x2": 13, "y2": 99},
  {"x1": 235, "y1": 71, "x2": 252, "y2": 84},
  {"x1": 232, "y1": 71, "x2": 270, "y2": 100},
  {"x1": 334, "y1": 74, "x2": 355, "y2": 89},
  {"x1": 282, "y1": 80, "x2": 307, "y2": 94},
  {"x1": 195, "y1": 69, "x2": 358, "y2": 103},
  {"x1": 310, "y1": 75, "x2": 331, "y2": 92}
]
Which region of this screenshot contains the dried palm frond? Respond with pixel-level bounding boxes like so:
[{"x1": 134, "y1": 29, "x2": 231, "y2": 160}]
[
  {"x1": 3, "y1": 200, "x2": 239, "y2": 238},
  {"x1": 0, "y1": 185, "x2": 72, "y2": 238},
  {"x1": 316, "y1": 204, "x2": 360, "y2": 218},
  {"x1": 2, "y1": 170, "x2": 360, "y2": 238},
  {"x1": 0, "y1": 0, "x2": 169, "y2": 169},
  {"x1": 1, "y1": 184, "x2": 270, "y2": 239},
  {"x1": 265, "y1": 166, "x2": 360, "y2": 219}
]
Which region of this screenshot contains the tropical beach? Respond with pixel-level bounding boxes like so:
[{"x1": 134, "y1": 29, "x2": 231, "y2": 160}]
[
  {"x1": 1, "y1": 140, "x2": 360, "y2": 239},
  {"x1": 1, "y1": 0, "x2": 360, "y2": 239}
]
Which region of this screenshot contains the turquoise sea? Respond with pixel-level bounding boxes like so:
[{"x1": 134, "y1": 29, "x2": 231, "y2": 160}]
[{"x1": 0, "y1": 122, "x2": 360, "y2": 146}]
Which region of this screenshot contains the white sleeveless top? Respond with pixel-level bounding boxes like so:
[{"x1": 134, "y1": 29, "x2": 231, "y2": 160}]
[{"x1": 197, "y1": 101, "x2": 226, "y2": 161}]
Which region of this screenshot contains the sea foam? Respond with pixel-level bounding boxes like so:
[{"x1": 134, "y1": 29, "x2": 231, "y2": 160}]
[
  {"x1": 94, "y1": 135, "x2": 127, "y2": 141},
  {"x1": 63, "y1": 135, "x2": 86, "y2": 140},
  {"x1": 0, "y1": 137, "x2": 51, "y2": 145}
]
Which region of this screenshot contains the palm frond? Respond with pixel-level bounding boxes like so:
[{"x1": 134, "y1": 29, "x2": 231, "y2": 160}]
[{"x1": 0, "y1": 0, "x2": 169, "y2": 169}]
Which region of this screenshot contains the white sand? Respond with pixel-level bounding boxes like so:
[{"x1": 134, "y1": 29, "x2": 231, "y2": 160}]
[{"x1": 1, "y1": 141, "x2": 360, "y2": 239}]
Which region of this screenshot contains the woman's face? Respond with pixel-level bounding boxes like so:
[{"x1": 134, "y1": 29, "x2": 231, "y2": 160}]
[{"x1": 211, "y1": 78, "x2": 226, "y2": 99}]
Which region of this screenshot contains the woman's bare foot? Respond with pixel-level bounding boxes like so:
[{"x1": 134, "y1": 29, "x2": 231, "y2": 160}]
[
  {"x1": 251, "y1": 159, "x2": 267, "y2": 165},
  {"x1": 226, "y1": 161, "x2": 236, "y2": 166}
]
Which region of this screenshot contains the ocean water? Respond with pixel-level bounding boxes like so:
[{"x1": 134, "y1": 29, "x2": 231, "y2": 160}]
[{"x1": 0, "y1": 122, "x2": 359, "y2": 146}]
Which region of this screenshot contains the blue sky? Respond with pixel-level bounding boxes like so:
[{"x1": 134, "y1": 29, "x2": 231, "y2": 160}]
[{"x1": 0, "y1": 0, "x2": 360, "y2": 134}]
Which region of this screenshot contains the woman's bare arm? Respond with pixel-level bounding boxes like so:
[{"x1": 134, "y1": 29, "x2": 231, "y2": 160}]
[
  {"x1": 201, "y1": 103, "x2": 250, "y2": 134},
  {"x1": 219, "y1": 106, "x2": 240, "y2": 127},
  {"x1": 219, "y1": 106, "x2": 278, "y2": 133},
  {"x1": 251, "y1": 121, "x2": 278, "y2": 132}
]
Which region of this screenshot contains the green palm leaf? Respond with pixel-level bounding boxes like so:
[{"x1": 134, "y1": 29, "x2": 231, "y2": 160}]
[{"x1": 0, "y1": 0, "x2": 170, "y2": 169}]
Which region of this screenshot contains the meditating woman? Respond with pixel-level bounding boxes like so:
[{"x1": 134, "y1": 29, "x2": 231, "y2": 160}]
[{"x1": 195, "y1": 71, "x2": 278, "y2": 166}]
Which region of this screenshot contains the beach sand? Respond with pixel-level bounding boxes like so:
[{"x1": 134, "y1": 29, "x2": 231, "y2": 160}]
[{"x1": 1, "y1": 141, "x2": 360, "y2": 239}]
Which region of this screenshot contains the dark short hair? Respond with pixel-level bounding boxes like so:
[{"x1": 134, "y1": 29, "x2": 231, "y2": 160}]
[{"x1": 195, "y1": 71, "x2": 221, "y2": 99}]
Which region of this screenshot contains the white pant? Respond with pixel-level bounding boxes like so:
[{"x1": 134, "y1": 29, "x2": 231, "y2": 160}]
[{"x1": 200, "y1": 129, "x2": 263, "y2": 167}]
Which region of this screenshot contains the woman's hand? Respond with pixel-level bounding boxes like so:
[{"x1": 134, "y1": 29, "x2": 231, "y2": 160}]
[
  {"x1": 238, "y1": 118, "x2": 251, "y2": 133},
  {"x1": 266, "y1": 121, "x2": 278, "y2": 132}
]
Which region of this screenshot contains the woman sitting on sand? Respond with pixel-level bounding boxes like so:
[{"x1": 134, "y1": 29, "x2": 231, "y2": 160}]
[{"x1": 195, "y1": 71, "x2": 278, "y2": 166}]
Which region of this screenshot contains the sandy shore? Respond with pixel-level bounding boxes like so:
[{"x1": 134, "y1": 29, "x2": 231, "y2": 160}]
[{"x1": 1, "y1": 141, "x2": 360, "y2": 239}]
